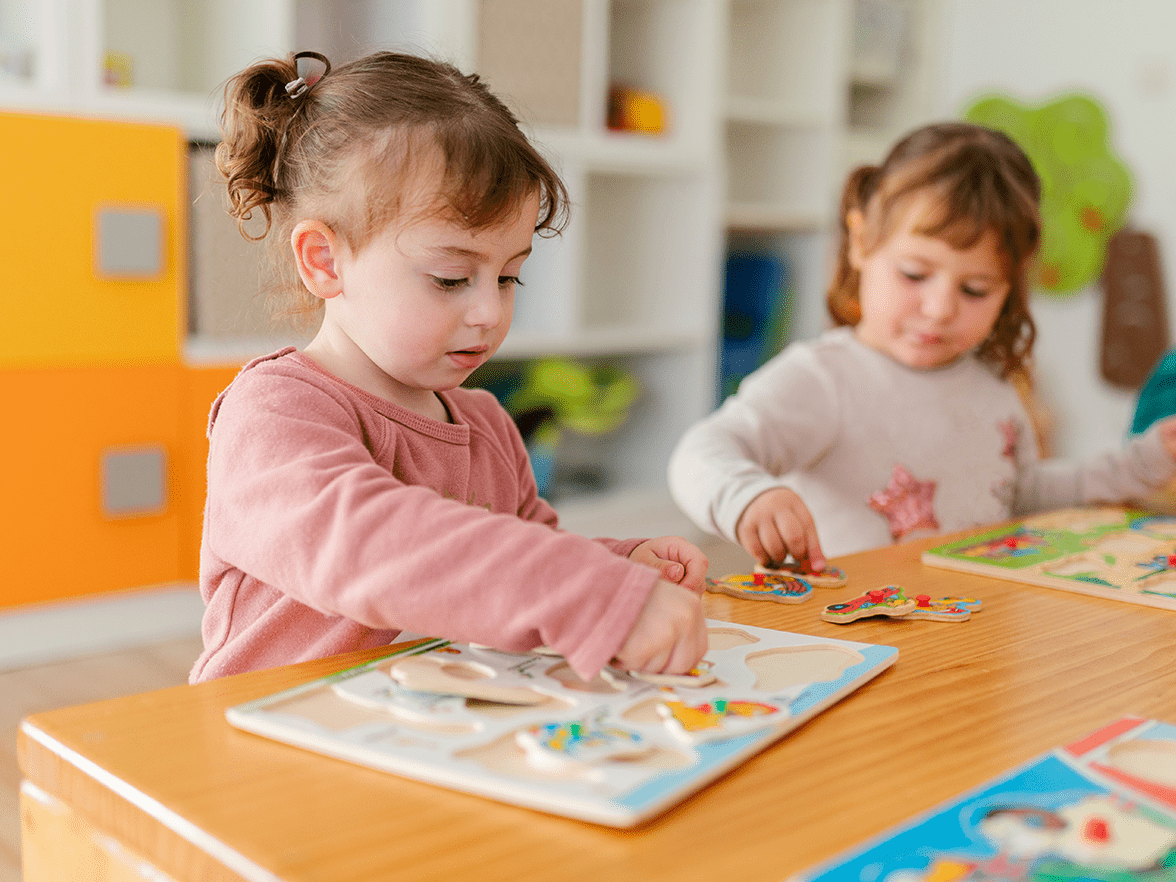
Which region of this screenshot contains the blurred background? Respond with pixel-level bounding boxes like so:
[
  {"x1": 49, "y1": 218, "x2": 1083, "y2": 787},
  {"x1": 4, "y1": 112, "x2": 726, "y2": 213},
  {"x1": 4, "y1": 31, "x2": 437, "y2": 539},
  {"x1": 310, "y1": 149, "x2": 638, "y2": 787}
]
[{"x1": 1, "y1": 0, "x2": 1174, "y2": 665}]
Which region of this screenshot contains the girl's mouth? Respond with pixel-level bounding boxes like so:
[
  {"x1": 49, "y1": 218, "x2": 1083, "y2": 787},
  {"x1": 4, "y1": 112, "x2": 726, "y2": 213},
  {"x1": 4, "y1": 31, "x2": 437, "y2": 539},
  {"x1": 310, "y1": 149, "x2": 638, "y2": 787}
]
[{"x1": 448, "y1": 347, "x2": 488, "y2": 369}]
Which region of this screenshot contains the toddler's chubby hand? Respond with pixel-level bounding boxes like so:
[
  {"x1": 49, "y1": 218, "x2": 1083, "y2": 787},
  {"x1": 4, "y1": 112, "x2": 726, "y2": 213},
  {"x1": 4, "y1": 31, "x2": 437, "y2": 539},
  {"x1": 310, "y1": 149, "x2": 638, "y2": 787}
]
[
  {"x1": 628, "y1": 536, "x2": 709, "y2": 594},
  {"x1": 614, "y1": 579, "x2": 708, "y2": 676},
  {"x1": 736, "y1": 487, "x2": 826, "y2": 572},
  {"x1": 1158, "y1": 416, "x2": 1176, "y2": 462}
]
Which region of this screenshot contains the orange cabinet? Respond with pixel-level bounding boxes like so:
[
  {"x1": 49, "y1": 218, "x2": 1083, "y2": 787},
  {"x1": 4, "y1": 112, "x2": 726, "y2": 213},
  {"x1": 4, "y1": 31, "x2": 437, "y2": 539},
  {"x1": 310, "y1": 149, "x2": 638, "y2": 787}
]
[
  {"x1": 0, "y1": 113, "x2": 184, "y2": 370},
  {"x1": 0, "y1": 112, "x2": 238, "y2": 607}
]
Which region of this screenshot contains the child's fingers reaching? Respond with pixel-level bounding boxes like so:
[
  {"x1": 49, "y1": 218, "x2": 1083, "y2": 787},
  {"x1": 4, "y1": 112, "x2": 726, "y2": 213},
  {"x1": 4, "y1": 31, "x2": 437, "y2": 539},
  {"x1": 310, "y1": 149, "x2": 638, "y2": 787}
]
[
  {"x1": 772, "y1": 507, "x2": 826, "y2": 572},
  {"x1": 628, "y1": 537, "x2": 710, "y2": 593},
  {"x1": 736, "y1": 487, "x2": 825, "y2": 571},
  {"x1": 751, "y1": 521, "x2": 790, "y2": 569},
  {"x1": 1157, "y1": 416, "x2": 1176, "y2": 460},
  {"x1": 614, "y1": 580, "x2": 707, "y2": 675}
]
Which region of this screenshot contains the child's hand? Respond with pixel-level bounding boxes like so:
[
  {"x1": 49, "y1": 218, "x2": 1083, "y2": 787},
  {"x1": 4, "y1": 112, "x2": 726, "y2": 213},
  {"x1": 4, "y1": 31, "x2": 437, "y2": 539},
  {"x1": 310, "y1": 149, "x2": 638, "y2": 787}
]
[
  {"x1": 735, "y1": 487, "x2": 826, "y2": 572},
  {"x1": 628, "y1": 536, "x2": 709, "y2": 593},
  {"x1": 1158, "y1": 416, "x2": 1176, "y2": 461},
  {"x1": 614, "y1": 579, "x2": 708, "y2": 675}
]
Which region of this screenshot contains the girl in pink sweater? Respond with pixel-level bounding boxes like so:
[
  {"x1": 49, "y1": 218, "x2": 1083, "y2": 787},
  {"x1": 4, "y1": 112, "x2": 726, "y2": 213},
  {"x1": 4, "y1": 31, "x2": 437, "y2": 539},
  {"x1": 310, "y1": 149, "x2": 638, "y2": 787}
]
[{"x1": 191, "y1": 51, "x2": 708, "y2": 684}]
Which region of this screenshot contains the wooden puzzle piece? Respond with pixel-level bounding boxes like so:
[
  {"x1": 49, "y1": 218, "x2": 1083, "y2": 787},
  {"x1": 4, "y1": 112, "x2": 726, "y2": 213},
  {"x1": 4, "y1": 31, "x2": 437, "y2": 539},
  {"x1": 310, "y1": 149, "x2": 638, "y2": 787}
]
[
  {"x1": 515, "y1": 712, "x2": 651, "y2": 771},
  {"x1": 755, "y1": 561, "x2": 848, "y2": 588},
  {"x1": 706, "y1": 572, "x2": 814, "y2": 604},
  {"x1": 657, "y1": 696, "x2": 786, "y2": 743},
  {"x1": 902, "y1": 595, "x2": 982, "y2": 622},
  {"x1": 389, "y1": 655, "x2": 549, "y2": 705},
  {"x1": 331, "y1": 670, "x2": 475, "y2": 724},
  {"x1": 620, "y1": 659, "x2": 718, "y2": 688},
  {"x1": 821, "y1": 586, "x2": 917, "y2": 623}
]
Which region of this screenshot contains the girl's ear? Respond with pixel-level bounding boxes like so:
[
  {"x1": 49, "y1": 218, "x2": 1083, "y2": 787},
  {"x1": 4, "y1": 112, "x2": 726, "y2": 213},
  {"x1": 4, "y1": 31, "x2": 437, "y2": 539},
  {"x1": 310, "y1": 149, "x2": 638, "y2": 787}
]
[
  {"x1": 292, "y1": 220, "x2": 344, "y2": 300},
  {"x1": 845, "y1": 208, "x2": 866, "y2": 270}
]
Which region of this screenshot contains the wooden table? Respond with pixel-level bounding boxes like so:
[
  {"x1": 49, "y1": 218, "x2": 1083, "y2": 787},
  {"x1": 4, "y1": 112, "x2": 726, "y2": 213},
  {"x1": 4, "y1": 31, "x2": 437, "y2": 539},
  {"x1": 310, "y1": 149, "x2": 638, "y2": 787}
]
[{"x1": 18, "y1": 528, "x2": 1176, "y2": 882}]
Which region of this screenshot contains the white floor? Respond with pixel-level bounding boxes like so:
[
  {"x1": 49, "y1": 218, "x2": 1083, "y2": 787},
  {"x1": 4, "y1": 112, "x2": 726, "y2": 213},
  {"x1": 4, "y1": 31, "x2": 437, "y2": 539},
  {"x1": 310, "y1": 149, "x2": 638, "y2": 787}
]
[{"x1": 0, "y1": 585, "x2": 204, "y2": 671}]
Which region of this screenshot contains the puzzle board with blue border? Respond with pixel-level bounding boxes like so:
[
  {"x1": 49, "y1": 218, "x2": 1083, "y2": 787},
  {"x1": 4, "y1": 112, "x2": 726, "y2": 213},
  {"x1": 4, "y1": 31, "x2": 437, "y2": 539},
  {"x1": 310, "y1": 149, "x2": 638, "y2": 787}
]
[
  {"x1": 921, "y1": 506, "x2": 1176, "y2": 611},
  {"x1": 226, "y1": 619, "x2": 897, "y2": 827},
  {"x1": 792, "y1": 715, "x2": 1176, "y2": 881}
]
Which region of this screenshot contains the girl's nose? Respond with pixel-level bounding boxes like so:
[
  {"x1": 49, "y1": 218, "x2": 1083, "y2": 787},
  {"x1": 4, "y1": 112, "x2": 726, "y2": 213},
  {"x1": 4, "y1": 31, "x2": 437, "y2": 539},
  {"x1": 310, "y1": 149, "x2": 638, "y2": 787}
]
[
  {"x1": 467, "y1": 282, "x2": 509, "y2": 328},
  {"x1": 921, "y1": 281, "x2": 957, "y2": 321}
]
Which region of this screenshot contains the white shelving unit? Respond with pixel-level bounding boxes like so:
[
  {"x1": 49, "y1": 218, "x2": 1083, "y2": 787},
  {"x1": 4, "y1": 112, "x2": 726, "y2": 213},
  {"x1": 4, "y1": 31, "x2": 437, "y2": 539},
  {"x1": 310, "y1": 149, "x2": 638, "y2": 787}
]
[
  {"x1": 0, "y1": 0, "x2": 940, "y2": 539},
  {"x1": 0, "y1": 0, "x2": 726, "y2": 539},
  {"x1": 721, "y1": 0, "x2": 943, "y2": 344}
]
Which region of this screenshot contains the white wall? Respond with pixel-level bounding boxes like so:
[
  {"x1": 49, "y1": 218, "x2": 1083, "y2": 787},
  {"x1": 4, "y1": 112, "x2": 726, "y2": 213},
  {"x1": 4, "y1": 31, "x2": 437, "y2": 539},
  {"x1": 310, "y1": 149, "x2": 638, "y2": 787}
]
[{"x1": 938, "y1": 0, "x2": 1176, "y2": 458}]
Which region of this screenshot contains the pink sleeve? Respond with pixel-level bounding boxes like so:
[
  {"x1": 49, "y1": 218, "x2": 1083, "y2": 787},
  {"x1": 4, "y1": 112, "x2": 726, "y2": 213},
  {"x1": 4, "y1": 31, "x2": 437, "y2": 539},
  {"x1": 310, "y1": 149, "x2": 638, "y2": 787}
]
[{"x1": 204, "y1": 371, "x2": 657, "y2": 680}]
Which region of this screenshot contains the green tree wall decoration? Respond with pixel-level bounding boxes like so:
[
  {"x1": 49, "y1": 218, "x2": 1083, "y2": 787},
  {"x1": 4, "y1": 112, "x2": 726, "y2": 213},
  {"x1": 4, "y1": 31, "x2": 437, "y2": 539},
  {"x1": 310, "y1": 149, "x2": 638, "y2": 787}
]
[{"x1": 964, "y1": 93, "x2": 1132, "y2": 295}]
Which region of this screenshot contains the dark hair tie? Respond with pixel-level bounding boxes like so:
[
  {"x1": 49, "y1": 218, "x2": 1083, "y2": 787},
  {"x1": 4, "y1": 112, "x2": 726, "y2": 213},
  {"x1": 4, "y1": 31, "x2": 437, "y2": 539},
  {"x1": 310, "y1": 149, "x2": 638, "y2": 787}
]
[{"x1": 285, "y1": 51, "x2": 331, "y2": 99}]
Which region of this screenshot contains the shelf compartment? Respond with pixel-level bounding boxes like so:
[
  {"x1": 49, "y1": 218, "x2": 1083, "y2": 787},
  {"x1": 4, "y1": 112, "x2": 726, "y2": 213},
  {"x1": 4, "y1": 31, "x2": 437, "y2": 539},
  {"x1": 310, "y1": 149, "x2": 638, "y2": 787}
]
[
  {"x1": 604, "y1": 0, "x2": 717, "y2": 149},
  {"x1": 579, "y1": 169, "x2": 719, "y2": 339},
  {"x1": 726, "y1": 0, "x2": 850, "y2": 126},
  {"x1": 725, "y1": 121, "x2": 839, "y2": 231},
  {"x1": 101, "y1": 0, "x2": 295, "y2": 99}
]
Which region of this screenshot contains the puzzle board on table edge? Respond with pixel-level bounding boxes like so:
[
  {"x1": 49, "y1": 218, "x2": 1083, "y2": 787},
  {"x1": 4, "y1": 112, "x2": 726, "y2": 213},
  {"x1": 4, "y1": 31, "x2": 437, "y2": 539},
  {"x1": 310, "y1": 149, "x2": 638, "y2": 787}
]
[
  {"x1": 225, "y1": 619, "x2": 897, "y2": 828},
  {"x1": 790, "y1": 715, "x2": 1176, "y2": 881},
  {"x1": 921, "y1": 506, "x2": 1176, "y2": 611}
]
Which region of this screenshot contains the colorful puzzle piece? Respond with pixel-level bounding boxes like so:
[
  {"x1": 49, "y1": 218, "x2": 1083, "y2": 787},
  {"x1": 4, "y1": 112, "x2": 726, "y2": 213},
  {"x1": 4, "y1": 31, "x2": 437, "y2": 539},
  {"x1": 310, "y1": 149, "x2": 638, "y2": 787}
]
[
  {"x1": 822, "y1": 588, "x2": 983, "y2": 623},
  {"x1": 706, "y1": 572, "x2": 814, "y2": 604},
  {"x1": 903, "y1": 595, "x2": 982, "y2": 622},
  {"x1": 821, "y1": 586, "x2": 917, "y2": 623},
  {"x1": 516, "y1": 713, "x2": 649, "y2": 770},
  {"x1": 657, "y1": 697, "x2": 786, "y2": 742},
  {"x1": 755, "y1": 561, "x2": 848, "y2": 588}
]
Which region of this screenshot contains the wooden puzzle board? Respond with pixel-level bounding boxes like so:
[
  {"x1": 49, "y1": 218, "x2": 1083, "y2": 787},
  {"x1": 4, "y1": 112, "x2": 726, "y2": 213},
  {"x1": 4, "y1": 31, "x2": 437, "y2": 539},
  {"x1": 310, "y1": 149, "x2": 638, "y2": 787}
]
[
  {"x1": 226, "y1": 619, "x2": 897, "y2": 827},
  {"x1": 794, "y1": 716, "x2": 1176, "y2": 881},
  {"x1": 922, "y1": 507, "x2": 1176, "y2": 612}
]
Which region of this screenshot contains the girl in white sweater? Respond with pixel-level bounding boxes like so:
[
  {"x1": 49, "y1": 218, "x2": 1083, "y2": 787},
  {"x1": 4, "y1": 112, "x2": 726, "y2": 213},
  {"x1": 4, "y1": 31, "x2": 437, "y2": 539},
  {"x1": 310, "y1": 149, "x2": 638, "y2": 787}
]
[{"x1": 669, "y1": 122, "x2": 1176, "y2": 568}]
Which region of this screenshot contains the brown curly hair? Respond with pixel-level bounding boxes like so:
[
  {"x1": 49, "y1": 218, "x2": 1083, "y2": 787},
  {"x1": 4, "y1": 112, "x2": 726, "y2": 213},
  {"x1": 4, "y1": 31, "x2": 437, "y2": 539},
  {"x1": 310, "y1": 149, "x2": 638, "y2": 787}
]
[
  {"x1": 215, "y1": 51, "x2": 570, "y2": 322},
  {"x1": 827, "y1": 122, "x2": 1042, "y2": 378}
]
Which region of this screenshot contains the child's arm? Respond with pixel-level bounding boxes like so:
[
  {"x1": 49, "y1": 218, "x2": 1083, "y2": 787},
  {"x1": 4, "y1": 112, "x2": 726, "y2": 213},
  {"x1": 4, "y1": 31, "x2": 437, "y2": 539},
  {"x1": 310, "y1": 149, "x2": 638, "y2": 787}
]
[
  {"x1": 204, "y1": 367, "x2": 674, "y2": 683},
  {"x1": 667, "y1": 345, "x2": 838, "y2": 560},
  {"x1": 1013, "y1": 416, "x2": 1176, "y2": 513}
]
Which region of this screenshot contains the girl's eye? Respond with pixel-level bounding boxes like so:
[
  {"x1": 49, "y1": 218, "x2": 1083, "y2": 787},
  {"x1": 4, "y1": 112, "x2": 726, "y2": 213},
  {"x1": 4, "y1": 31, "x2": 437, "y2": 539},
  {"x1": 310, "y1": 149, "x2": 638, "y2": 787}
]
[
  {"x1": 499, "y1": 276, "x2": 523, "y2": 289},
  {"x1": 962, "y1": 285, "x2": 994, "y2": 299},
  {"x1": 431, "y1": 276, "x2": 469, "y2": 291},
  {"x1": 900, "y1": 269, "x2": 927, "y2": 283}
]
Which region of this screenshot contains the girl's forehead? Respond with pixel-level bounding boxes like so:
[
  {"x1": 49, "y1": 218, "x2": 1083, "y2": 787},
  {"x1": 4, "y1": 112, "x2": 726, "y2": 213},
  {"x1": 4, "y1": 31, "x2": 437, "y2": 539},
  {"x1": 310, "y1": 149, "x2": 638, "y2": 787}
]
[{"x1": 879, "y1": 191, "x2": 1001, "y2": 253}]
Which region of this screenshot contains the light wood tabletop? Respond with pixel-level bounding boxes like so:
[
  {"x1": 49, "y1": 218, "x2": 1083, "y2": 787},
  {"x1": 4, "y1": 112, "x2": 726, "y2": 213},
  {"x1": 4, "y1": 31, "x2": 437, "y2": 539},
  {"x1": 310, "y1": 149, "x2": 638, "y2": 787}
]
[{"x1": 18, "y1": 525, "x2": 1176, "y2": 882}]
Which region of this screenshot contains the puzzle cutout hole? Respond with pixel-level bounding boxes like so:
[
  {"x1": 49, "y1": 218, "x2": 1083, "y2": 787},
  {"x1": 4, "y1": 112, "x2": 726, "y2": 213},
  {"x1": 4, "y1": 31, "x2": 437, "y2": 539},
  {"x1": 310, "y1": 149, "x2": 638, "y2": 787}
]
[
  {"x1": 1108, "y1": 739, "x2": 1176, "y2": 785},
  {"x1": 746, "y1": 646, "x2": 861, "y2": 691},
  {"x1": 707, "y1": 627, "x2": 759, "y2": 651}
]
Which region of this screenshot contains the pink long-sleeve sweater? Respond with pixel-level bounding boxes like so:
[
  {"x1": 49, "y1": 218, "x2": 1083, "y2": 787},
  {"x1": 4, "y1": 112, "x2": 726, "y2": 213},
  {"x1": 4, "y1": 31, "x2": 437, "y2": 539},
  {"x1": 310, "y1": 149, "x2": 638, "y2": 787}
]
[{"x1": 190, "y1": 349, "x2": 656, "y2": 683}]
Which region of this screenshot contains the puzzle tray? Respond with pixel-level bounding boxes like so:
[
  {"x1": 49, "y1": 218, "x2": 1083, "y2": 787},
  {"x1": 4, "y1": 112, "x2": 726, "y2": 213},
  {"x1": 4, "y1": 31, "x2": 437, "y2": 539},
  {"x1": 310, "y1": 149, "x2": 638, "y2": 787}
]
[{"x1": 226, "y1": 619, "x2": 897, "y2": 827}]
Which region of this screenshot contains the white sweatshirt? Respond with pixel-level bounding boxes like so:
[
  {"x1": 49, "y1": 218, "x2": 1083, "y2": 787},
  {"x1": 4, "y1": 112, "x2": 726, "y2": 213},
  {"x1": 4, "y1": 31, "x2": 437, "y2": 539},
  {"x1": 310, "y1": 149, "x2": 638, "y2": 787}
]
[{"x1": 669, "y1": 328, "x2": 1175, "y2": 557}]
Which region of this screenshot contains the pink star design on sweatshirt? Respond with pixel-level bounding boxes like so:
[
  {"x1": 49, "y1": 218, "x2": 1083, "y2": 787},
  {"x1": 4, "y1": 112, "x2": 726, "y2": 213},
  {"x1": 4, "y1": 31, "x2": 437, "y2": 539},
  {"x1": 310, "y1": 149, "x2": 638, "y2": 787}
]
[
  {"x1": 868, "y1": 464, "x2": 939, "y2": 540},
  {"x1": 999, "y1": 418, "x2": 1018, "y2": 459}
]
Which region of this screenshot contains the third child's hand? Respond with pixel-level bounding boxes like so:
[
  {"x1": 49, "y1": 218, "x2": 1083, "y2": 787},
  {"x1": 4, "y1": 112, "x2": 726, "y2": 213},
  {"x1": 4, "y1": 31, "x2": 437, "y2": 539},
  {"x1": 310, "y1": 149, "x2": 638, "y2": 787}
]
[
  {"x1": 1158, "y1": 415, "x2": 1176, "y2": 462},
  {"x1": 628, "y1": 536, "x2": 709, "y2": 594},
  {"x1": 735, "y1": 486, "x2": 826, "y2": 572},
  {"x1": 614, "y1": 579, "x2": 708, "y2": 675}
]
